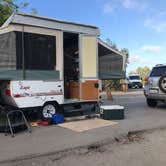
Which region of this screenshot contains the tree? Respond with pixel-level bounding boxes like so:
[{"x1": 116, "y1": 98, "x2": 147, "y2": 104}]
[
  {"x1": 110, "y1": 42, "x2": 119, "y2": 51},
  {"x1": 105, "y1": 38, "x2": 119, "y2": 51},
  {"x1": 105, "y1": 39, "x2": 129, "y2": 69},
  {"x1": 106, "y1": 38, "x2": 111, "y2": 45},
  {"x1": 121, "y1": 48, "x2": 129, "y2": 67},
  {"x1": 31, "y1": 8, "x2": 38, "y2": 15},
  {"x1": 136, "y1": 66, "x2": 150, "y2": 80},
  {"x1": 0, "y1": 0, "x2": 37, "y2": 26},
  {"x1": 130, "y1": 66, "x2": 150, "y2": 80}
]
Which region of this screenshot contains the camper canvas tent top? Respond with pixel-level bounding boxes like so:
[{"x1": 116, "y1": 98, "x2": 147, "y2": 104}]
[{"x1": 0, "y1": 12, "x2": 100, "y2": 80}]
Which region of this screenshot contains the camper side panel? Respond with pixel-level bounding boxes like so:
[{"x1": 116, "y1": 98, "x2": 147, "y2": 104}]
[{"x1": 0, "y1": 32, "x2": 16, "y2": 70}]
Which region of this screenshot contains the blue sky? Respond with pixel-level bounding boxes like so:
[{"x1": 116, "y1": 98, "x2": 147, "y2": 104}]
[{"x1": 20, "y1": 0, "x2": 166, "y2": 73}]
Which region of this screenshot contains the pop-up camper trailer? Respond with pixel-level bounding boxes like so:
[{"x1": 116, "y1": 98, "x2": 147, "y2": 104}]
[{"x1": 0, "y1": 12, "x2": 126, "y2": 118}]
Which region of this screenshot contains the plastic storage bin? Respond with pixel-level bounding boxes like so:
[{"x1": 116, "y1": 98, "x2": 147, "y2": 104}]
[{"x1": 100, "y1": 105, "x2": 124, "y2": 120}]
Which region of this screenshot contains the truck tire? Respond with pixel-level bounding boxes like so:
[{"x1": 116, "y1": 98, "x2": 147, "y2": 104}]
[
  {"x1": 146, "y1": 99, "x2": 157, "y2": 107},
  {"x1": 139, "y1": 84, "x2": 143, "y2": 88},
  {"x1": 40, "y1": 102, "x2": 61, "y2": 120},
  {"x1": 159, "y1": 75, "x2": 166, "y2": 93}
]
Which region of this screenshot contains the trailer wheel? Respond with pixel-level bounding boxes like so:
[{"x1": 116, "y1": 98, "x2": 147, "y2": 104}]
[{"x1": 41, "y1": 102, "x2": 59, "y2": 120}]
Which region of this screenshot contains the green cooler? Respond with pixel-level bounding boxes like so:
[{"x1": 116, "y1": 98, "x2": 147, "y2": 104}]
[{"x1": 100, "y1": 105, "x2": 124, "y2": 120}]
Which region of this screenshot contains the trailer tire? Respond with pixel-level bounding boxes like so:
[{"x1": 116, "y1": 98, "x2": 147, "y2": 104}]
[{"x1": 40, "y1": 102, "x2": 61, "y2": 120}]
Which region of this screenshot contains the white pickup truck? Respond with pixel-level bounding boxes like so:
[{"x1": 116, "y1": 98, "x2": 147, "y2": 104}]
[
  {"x1": 128, "y1": 74, "x2": 143, "y2": 88},
  {"x1": 0, "y1": 80, "x2": 64, "y2": 119}
]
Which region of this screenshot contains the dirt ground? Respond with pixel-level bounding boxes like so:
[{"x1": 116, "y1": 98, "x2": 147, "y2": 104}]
[{"x1": 2, "y1": 128, "x2": 166, "y2": 166}]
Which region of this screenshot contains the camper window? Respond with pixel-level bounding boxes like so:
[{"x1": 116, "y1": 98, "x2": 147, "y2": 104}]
[{"x1": 16, "y1": 32, "x2": 56, "y2": 70}]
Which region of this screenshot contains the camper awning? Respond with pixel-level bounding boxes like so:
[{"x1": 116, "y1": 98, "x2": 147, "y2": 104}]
[{"x1": 98, "y1": 39, "x2": 126, "y2": 79}]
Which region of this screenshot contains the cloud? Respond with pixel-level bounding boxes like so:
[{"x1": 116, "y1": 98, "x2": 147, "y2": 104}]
[
  {"x1": 103, "y1": 0, "x2": 146, "y2": 14},
  {"x1": 144, "y1": 11, "x2": 166, "y2": 33},
  {"x1": 129, "y1": 54, "x2": 141, "y2": 63},
  {"x1": 122, "y1": 0, "x2": 146, "y2": 10},
  {"x1": 141, "y1": 45, "x2": 161, "y2": 53},
  {"x1": 127, "y1": 45, "x2": 166, "y2": 73},
  {"x1": 127, "y1": 54, "x2": 162, "y2": 73},
  {"x1": 103, "y1": 2, "x2": 114, "y2": 13},
  {"x1": 144, "y1": 19, "x2": 166, "y2": 33}
]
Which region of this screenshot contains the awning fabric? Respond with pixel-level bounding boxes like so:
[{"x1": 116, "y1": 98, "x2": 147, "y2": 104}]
[
  {"x1": 98, "y1": 39, "x2": 126, "y2": 79},
  {"x1": 99, "y1": 71, "x2": 125, "y2": 79},
  {"x1": 0, "y1": 70, "x2": 59, "y2": 80}
]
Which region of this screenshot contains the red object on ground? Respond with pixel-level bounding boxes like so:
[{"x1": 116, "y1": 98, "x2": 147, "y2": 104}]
[
  {"x1": 37, "y1": 120, "x2": 49, "y2": 126},
  {"x1": 5, "y1": 89, "x2": 11, "y2": 96}
]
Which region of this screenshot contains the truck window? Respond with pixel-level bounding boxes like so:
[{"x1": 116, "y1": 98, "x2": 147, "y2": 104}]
[
  {"x1": 150, "y1": 66, "x2": 166, "y2": 77},
  {"x1": 129, "y1": 76, "x2": 140, "y2": 80}
]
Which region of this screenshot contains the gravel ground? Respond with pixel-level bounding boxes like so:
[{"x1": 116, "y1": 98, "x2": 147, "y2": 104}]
[{"x1": 2, "y1": 128, "x2": 166, "y2": 166}]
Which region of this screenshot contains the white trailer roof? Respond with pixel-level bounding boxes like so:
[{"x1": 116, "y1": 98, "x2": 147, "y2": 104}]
[{"x1": 1, "y1": 12, "x2": 100, "y2": 35}]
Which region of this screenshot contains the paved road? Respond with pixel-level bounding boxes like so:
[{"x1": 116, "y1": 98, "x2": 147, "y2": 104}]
[
  {"x1": 6, "y1": 128, "x2": 166, "y2": 166},
  {"x1": 0, "y1": 89, "x2": 166, "y2": 164}
]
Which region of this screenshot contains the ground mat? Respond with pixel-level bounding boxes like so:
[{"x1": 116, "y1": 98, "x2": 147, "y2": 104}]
[{"x1": 58, "y1": 118, "x2": 118, "y2": 132}]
